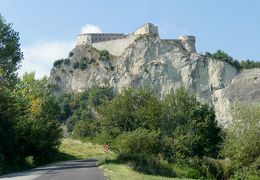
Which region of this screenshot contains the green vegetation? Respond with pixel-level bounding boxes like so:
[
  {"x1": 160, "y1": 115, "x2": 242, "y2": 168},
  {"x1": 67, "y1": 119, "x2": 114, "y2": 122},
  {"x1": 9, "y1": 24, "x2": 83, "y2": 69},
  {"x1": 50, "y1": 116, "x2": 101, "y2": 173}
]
[
  {"x1": 0, "y1": 15, "x2": 23, "y2": 87},
  {"x1": 222, "y1": 103, "x2": 260, "y2": 178},
  {"x1": 1, "y1": 14, "x2": 259, "y2": 179},
  {"x1": 240, "y1": 59, "x2": 260, "y2": 69},
  {"x1": 205, "y1": 49, "x2": 260, "y2": 69},
  {"x1": 69, "y1": 51, "x2": 74, "y2": 57},
  {"x1": 55, "y1": 87, "x2": 113, "y2": 133},
  {"x1": 73, "y1": 61, "x2": 79, "y2": 69},
  {"x1": 205, "y1": 50, "x2": 240, "y2": 69},
  {"x1": 60, "y1": 138, "x2": 109, "y2": 159},
  {"x1": 64, "y1": 58, "x2": 70, "y2": 64},
  {"x1": 99, "y1": 50, "x2": 110, "y2": 61},
  {"x1": 53, "y1": 59, "x2": 64, "y2": 67},
  {"x1": 56, "y1": 87, "x2": 260, "y2": 179},
  {"x1": 0, "y1": 15, "x2": 62, "y2": 174},
  {"x1": 92, "y1": 87, "x2": 222, "y2": 178},
  {"x1": 60, "y1": 138, "x2": 193, "y2": 180},
  {"x1": 53, "y1": 58, "x2": 71, "y2": 67},
  {"x1": 56, "y1": 87, "x2": 225, "y2": 178},
  {"x1": 79, "y1": 57, "x2": 89, "y2": 70}
]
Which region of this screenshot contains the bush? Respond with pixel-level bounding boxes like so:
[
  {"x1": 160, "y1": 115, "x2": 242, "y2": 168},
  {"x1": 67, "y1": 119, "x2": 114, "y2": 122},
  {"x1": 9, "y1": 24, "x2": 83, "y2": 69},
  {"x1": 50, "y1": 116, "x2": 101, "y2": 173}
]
[
  {"x1": 79, "y1": 57, "x2": 89, "y2": 70},
  {"x1": 172, "y1": 164, "x2": 201, "y2": 179},
  {"x1": 53, "y1": 59, "x2": 64, "y2": 67},
  {"x1": 73, "y1": 120, "x2": 96, "y2": 138},
  {"x1": 161, "y1": 88, "x2": 223, "y2": 159},
  {"x1": 73, "y1": 62, "x2": 79, "y2": 69},
  {"x1": 189, "y1": 157, "x2": 225, "y2": 179},
  {"x1": 69, "y1": 51, "x2": 74, "y2": 57},
  {"x1": 240, "y1": 59, "x2": 260, "y2": 69},
  {"x1": 222, "y1": 103, "x2": 260, "y2": 171},
  {"x1": 98, "y1": 88, "x2": 223, "y2": 162},
  {"x1": 205, "y1": 50, "x2": 240, "y2": 69},
  {"x1": 64, "y1": 58, "x2": 70, "y2": 65},
  {"x1": 116, "y1": 129, "x2": 160, "y2": 158},
  {"x1": 99, "y1": 50, "x2": 110, "y2": 61}
]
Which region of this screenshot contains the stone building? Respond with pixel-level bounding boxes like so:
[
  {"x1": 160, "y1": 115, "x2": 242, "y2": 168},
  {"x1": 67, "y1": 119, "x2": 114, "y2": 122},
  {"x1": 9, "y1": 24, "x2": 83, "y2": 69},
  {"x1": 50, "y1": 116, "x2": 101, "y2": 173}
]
[
  {"x1": 76, "y1": 33, "x2": 125, "y2": 46},
  {"x1": 75, "y1": 23, "x2": 196, "y2": 56}
]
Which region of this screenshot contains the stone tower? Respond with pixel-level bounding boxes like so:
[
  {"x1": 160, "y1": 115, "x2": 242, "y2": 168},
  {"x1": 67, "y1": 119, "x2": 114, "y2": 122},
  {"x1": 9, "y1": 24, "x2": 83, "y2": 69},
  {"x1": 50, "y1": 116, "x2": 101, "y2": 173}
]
[{"x1": 178, "y1": 35, "x2": 196, "y2": 53}]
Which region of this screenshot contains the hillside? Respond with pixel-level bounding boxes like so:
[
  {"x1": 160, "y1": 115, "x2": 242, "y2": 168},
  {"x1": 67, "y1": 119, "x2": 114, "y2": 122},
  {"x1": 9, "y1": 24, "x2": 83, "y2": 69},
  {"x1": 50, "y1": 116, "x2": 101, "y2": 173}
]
[{"x1": 49, "y1": 33, "x2": 260, "y2": 125}]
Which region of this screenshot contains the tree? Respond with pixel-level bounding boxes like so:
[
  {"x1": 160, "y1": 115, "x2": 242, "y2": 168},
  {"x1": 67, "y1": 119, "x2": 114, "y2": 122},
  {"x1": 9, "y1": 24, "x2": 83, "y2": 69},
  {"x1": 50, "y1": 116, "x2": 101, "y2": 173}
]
[
  {"x1": 97, "y1": 87, "x2": 223, "y2": 163},
  {"x1": 0, "y1": 14, "x2": 23, "y2": 87},
  {"x1": 223, "y1": 103, "x2": 260, "y2": 169},
  {"x1": 161, "y1": 88, "x2": 223, "y2": 159},
  {"x1": 0, "y1": 87, "x2": 26, "y2": 171},
  {"x1": 204, "y1": 50, "x2": 240, "y2": 69},
  {"x1": 97, "y1": 88, "x2": 160, "y2": 138},
  {"x1": 15, "y1": 72, "x2": 62, "y2": 164},
  {"x1": 0, "y1": 15, "x2": 24, "y2": 172}
]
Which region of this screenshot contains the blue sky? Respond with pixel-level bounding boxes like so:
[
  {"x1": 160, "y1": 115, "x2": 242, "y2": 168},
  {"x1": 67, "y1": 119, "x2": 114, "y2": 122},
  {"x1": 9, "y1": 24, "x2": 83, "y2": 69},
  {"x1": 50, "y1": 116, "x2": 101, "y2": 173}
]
[{"x1": 1, "y1": 0, "x2": 259, "y2": 77}]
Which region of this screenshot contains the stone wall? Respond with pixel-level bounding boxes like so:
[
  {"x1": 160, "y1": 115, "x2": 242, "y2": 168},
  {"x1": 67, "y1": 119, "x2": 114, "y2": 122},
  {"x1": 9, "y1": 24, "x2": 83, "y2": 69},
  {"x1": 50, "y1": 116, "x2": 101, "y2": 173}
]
[
  {"x1": 76, "y1": 34, "x2": 92, "y2": 46},
  {"x1": 76, "y1": 33, "x2": 125, "y2": 46},
  {"x1": 90, "y1": 33, "x2": 125, "y2": 43},
  {"x1": 92, "y1": 35, "x2": 136, "y2": 56},
  {"x1": 178, "y1": 36, "x2": 196, "y2": 53},
  {"x1": 133, "y1": 23, "x2": 158, "y2": 35}
]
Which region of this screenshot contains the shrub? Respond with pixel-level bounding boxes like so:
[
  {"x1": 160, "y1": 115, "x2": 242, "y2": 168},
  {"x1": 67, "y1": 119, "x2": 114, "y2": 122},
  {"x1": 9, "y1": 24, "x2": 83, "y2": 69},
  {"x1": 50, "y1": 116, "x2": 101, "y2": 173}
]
[
  {"x1": 64, "y1": 58, "x2": 70, "y2": 65},
  {"x1": 116, "y1": 129, "x2": 160, "y2": 158},
  {"x1": 205, "y1": 50, "x2": 240, "y2": 69},
  {"x1": 132, "y1": 155, "x2": 176, "y2": 177},
  {"x1": 73, "y1": 120, "x2": 96, "y2": 138},
  {"x1": 222, "y1": 103, "x2": 260, "y2": 169},
  {"x1": 73, "y1": 62, "x2": 79, "y2": 69},
  {"x1": 161, "y1": 88, "x2": 223, "y2": 159},
  {"x1": 79, "y1": 57, "x2": 89, "y2": 70},
  {"x1": 69, "y1": 51, "x2": 74, "y2": 57},
  {"x1": 172, "y1": 164, "x2": 201, "y2": 179},
  {"x1": 240, "y1": 59, "x2": 260, "y2": 69},
  {"x1": 53, "y1": 59, "x2": 64, "y2": 67},
  {"x1": 99, "y1": 50, "x2": 110, "y2": 61},
  {"x1": 189, "y1": 157, "x2": 226, "y2": 179}
]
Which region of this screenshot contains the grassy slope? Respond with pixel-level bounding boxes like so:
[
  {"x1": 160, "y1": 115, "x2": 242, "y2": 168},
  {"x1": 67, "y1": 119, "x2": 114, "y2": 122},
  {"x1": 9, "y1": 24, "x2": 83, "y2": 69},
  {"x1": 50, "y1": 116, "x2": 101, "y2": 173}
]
[{"x1": 60, "y1": 138, "x2": 192, "y2": 180}]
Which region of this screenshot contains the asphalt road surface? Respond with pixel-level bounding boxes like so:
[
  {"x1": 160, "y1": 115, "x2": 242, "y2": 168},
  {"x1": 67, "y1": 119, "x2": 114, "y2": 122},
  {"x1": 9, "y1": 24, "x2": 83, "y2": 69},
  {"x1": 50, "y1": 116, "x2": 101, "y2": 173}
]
[{"x1": 0, "y1": 159, "x2": 104, "y2": 180}]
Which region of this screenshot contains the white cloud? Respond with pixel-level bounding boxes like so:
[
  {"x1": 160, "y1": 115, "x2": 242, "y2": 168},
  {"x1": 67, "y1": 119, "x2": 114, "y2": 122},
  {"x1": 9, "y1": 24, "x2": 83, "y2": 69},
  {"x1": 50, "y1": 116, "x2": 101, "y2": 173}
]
[
  {"x1": 18, "y1": 24, "x2": 101, "y2": 79},
  {"x1": 81, "y1": 24, "x2": 102, "y2": 34},
  {"x1": 19, "y1": 40, "x2": 75, "y2": 79}
]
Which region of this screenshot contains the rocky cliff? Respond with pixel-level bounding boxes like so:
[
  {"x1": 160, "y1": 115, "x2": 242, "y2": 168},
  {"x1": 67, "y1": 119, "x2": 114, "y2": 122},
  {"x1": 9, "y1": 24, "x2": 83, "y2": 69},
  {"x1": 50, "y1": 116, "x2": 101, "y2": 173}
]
[{"x1": 49, "y1": 34, "x2": 260, "y2": 125}]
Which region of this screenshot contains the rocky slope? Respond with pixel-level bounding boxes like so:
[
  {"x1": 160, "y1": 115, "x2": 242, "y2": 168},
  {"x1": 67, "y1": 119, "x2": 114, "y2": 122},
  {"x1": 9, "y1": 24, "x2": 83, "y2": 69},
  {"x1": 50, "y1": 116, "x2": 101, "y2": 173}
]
[{"x1": 49, "y1": 35, "x2": 260, "y2": 125}]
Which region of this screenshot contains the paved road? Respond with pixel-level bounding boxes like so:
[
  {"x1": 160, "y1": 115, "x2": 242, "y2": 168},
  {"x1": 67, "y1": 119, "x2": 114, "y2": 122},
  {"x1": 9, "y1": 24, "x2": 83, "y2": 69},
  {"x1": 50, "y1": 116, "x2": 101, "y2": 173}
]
[{"x1": 0, "y1": 159, "x2": 104, "y2": 180}]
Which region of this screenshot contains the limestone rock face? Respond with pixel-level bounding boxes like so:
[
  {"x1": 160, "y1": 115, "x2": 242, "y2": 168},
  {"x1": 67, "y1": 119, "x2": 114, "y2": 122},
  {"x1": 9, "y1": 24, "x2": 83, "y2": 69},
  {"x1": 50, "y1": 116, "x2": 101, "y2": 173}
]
[{"x1": 49, "y1": 35, "x2": 260, "y2": 125}]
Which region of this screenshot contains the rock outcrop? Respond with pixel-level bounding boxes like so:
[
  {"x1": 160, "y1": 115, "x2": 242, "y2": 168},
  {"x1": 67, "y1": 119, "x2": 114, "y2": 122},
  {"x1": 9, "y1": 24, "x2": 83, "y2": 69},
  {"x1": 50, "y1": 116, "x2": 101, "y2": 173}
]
[{"x1": 49, "y1": 34, "x2": 260, "y2": 125}]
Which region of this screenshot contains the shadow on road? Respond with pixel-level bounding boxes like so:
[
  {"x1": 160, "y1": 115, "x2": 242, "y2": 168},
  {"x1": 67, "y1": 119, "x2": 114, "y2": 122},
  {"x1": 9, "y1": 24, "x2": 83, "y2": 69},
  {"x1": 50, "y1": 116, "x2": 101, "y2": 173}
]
[{"x1": 0, "y1": 159, "x2": 99, "y2": 178}]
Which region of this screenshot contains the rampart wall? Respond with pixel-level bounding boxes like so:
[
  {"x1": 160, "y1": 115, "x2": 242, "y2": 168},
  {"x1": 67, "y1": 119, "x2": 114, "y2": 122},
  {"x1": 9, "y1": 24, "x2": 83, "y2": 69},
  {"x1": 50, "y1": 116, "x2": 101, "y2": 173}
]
[{"x1": 92, "y1": 35, "x2": 136, "y2": 56}]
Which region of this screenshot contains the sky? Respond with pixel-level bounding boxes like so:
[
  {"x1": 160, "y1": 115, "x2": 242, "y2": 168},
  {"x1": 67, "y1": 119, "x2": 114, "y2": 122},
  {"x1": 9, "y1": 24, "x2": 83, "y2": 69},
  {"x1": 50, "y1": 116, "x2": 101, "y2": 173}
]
[{"x1": 0, "y1": 0, "x2": 259, "y2": 78}]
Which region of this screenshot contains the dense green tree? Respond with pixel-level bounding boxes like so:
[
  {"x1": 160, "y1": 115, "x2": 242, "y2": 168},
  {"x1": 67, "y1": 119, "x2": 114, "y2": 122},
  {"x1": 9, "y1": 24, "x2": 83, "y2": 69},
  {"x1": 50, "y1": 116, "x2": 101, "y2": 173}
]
[
  {"x1": 96, "y1": 87, "x2": 223, "y2": 163},
  {"x1": 0, "y1": 87, "x2": 26, "y2": 171},
  {"x1": 205, "y1": 50, "x2": 260, "y2": 70},
  {"x1": 223, "y1": 103, "x2": 260, "y2": 175},
  {"x1": 240, "y1": 59, "x2": 260, "y2": 69},
  {"x1": 97, "y1": 88, "x2": 161, "y2": 137},
  {"x1": 161, "y1": 88, "x2": 222, "y2": 159},
  {"x1": 205, "y1": 50, "x2": 240, "y2": 69},
  {"x1": 15, "y1": 72, "x2": 62, "y2": 164},
  {"x1": 0, "y1": 15, "x2": 24, "y2": 172},
  {"x1": 0, "y1": 15, "x2": 23, "y2": 87}
]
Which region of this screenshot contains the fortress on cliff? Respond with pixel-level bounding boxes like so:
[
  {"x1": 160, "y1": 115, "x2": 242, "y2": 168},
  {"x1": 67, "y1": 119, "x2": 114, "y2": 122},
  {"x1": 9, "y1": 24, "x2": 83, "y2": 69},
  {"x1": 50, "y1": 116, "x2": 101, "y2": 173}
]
[{"x1": 76, "y1": 23, "x2": 196, "y2": 56}]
